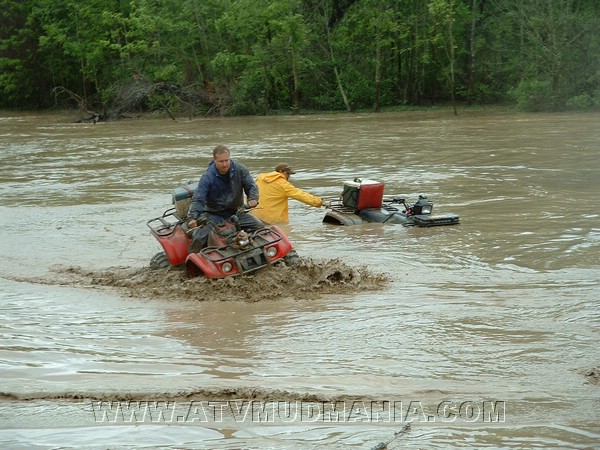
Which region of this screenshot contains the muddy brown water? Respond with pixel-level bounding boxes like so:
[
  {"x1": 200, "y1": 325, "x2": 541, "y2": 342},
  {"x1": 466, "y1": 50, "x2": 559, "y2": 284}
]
[{"x1": 1, "y1": 110, "x2": 599, "y2": 449}]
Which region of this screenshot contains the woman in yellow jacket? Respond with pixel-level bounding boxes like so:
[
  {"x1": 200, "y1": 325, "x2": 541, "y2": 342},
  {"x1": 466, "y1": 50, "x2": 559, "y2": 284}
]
[{"x1": 252, "y1": 163, "x2": 325, "y2": 224}]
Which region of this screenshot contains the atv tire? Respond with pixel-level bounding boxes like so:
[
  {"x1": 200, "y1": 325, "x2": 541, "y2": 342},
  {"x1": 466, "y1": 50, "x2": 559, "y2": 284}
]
[
  {"x1": 284, "y1": 250, "x2": 301, "y2": 267},
  {"x1": 149, "y1": 251, "x2": 170, "y2": 270}
]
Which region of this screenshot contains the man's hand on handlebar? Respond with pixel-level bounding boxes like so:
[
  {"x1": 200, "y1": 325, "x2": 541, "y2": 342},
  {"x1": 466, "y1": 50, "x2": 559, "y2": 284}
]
[
  {"x1": 188, "y1": 214, "x2": 208, "y2": 229},
  {"x1": 247, "y1": 199, "x2": 258, "y2": 208}
]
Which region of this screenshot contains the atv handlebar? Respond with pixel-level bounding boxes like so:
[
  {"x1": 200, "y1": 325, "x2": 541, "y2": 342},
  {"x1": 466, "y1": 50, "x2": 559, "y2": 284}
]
[
  {"x1": 187, "y1": 206, "x2": 256, "y2": 231},
  {"x1": 237, "y1": 205, "x2": 256, "y2": 215}
]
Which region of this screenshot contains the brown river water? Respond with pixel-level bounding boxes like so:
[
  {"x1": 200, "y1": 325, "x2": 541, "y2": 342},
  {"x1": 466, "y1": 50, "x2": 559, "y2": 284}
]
[{"x1": 0, "y1": 110, "x2": 599, "y2": 449}]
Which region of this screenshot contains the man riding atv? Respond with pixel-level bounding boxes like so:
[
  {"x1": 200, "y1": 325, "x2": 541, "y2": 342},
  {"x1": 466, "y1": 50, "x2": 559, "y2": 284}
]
[
  {"x1": 187, "y1": 144, "x2": 265, "y2": 252},
  {"x1": 147, "y1": 144, "x2": 299, "y2": 277}
]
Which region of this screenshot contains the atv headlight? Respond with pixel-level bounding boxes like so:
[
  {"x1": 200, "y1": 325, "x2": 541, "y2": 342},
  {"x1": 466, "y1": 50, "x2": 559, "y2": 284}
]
[
  {"x1": 266, "y1": 247, "x2": 278, "y2": 258},
  {"x1": 222, "y1": 262, "x2": 233, "y2": 273},
  {"x1": 413, "y1": 195, "x2": 433, "y2": 215}
]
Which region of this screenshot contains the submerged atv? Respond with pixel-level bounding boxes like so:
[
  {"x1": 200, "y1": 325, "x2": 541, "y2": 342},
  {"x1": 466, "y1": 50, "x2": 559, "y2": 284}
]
[
  {"x1": 323, "y1": 178, "x2": 459, "y2": 227},
  {"x1": 147, "y1": 183, "x2": 297, "y2": 278}
]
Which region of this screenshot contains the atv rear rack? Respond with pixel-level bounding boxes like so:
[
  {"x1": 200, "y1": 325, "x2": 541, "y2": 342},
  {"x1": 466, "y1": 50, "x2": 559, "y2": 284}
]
[{"x1": 147, "y1": 208, "x2": 183, "y2": 237}]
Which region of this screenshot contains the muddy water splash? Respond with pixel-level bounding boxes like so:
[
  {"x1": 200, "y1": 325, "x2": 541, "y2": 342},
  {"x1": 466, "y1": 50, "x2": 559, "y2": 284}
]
[{"x1": 45, "y1": 259, "x2": 389, "y2": 302}]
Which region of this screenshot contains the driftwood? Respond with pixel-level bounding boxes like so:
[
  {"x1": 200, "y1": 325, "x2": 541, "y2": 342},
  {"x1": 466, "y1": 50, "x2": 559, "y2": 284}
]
[
  {"x1": 52, "y1": 78, "x2": 213, "y2": 123},
  {"x1": 51, "y1": 87, "x2": 103, "y2": 122}
]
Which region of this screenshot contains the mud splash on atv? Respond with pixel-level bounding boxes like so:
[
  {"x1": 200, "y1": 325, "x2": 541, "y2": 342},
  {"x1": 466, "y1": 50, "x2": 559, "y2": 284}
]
[{"x1": 48, "y1": 258, "x2": 390, "y2": 302}]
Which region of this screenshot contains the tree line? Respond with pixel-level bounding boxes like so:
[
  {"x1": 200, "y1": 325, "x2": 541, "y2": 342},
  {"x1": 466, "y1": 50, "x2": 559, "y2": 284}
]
[{"x1": 1, "y1": 0, "x2": 599, "y2": 118}]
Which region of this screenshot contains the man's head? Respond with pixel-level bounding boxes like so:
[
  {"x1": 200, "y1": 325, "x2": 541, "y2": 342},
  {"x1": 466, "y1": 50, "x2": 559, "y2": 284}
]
[
  {"x1": 213, "y1": 145, "x2": 231, "y2": 175},
  {"x1": 275, "y1": 163, "x2": 295, "y2": 180}
]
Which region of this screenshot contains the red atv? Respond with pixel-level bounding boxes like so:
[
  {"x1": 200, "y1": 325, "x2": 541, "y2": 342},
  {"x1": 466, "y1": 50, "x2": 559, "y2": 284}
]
[{"x1": 147, "y1": 206, "x2": 298, "y2": 278}]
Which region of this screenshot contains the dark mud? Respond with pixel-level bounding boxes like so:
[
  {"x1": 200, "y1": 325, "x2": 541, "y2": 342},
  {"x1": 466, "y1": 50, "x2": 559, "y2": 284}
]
[
  {"x1": 0, "y1": 386, "x2": 381, "y2": 403},
  {"x1": 28, "y1": 258, "x2": 389, "y2": 302},
  {"x1": 581, "y1": 367, "x2": 600, "y2": 386}
]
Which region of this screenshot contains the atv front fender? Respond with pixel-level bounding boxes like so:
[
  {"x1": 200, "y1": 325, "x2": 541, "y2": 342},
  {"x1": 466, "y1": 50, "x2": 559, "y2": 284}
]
[
  {"x1": 185, "y1": 226, "x2": 293, "y2": 279},
  {"x1": 156, "y1": 226, "x2": 190, "y2": 265},
  {"x1": 322, "y1": 208, "x2": 365, "y2": 225},
  {"x1": 185, "y1": 250, "x2": 240, "y2": 278}
]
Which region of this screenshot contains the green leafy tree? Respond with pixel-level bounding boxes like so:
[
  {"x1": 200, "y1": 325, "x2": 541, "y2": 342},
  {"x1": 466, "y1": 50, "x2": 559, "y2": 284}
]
[
  {"x1": 428, "y1": 0, "x2": 469, "y2": 114},
  {"x1": 213, "y1": 0, "x2": 311, "y2": 115},
  {"x1": 0, "y1": 0, "x2": 48, "y2": 108},
  {"x1": 32, "y1": 0, "x2": 121, "y2": 107},
  {"x1": 504, "y1": 0, "x2": 600, "y2": 110}
]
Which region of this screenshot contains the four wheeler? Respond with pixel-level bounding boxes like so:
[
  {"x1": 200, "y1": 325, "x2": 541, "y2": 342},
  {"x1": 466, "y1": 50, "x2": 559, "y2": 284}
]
[
  {"x1": 322, "y1": 178, "x2": 460, "y2": 227},
  {"x1": 147, "y1": 184, "x2": 297, "y2": 278}
]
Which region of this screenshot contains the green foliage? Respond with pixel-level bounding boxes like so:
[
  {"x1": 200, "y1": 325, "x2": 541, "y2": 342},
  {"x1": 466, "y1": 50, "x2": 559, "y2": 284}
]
[
  {"x1": 566, "y1": 94, "x2": 594, "y2": 111},
  {"x1": 566, "y1": 91, "x2": 600, "y2": 111},
  {"x1": 0, "y1": 61, "x2": 19, "y2": 103},
  {"x1": 509, "y1": 80, "x2": 554, "y2": 112},
  {"x1": 0, "y1": 0, "x2": 599, "y2": 113}
]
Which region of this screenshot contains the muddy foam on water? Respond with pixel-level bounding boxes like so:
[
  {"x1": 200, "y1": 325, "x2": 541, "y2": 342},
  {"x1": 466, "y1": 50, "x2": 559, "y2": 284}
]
[
  {"x1": 581, "y1": 367, "x2": 600, "y2": 386},
  {"x1": 32, "y1": 258, "x2": 390, "y2": 302},
  {"x1": 0, "y1": 387, "x2": 389, "y2": 403}
]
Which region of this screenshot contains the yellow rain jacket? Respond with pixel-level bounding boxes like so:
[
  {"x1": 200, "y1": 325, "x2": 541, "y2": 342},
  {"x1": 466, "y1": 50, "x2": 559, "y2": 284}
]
[{"x1": 252, "y1": 171, "x2": 323, "y2": 224}]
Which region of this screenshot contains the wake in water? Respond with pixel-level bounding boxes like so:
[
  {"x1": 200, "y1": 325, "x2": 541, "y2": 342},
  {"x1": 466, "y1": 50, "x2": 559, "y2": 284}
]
[{"x1": 38, "y1": 258, "x2": 389, "y2": 302}]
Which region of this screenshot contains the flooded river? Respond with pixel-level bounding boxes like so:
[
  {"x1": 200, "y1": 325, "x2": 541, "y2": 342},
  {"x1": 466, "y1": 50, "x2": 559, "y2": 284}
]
[{"x1": 1, "y1": 110, "x2": 599, "y2": 449}]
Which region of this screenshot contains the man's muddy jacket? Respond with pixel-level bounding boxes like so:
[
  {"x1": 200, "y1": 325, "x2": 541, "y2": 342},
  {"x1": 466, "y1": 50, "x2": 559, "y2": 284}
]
[{"x1": 189, "y1": 160, "x2": 258, "y2": 220}]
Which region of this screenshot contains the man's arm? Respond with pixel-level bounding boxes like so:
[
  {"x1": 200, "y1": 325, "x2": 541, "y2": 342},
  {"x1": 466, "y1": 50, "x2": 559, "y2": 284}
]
[
  {"x1": 188, "y1": 174, "x2": 209, "y2": 220},
  {"x1": 283, "y1": 180, "x2": 323, "y2": 207}
]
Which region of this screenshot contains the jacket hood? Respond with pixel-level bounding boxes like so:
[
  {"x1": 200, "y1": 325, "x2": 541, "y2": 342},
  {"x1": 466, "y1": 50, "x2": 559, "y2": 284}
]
[{"x1": 256, "y1": 171, "x2": 285, "y2": 183}]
